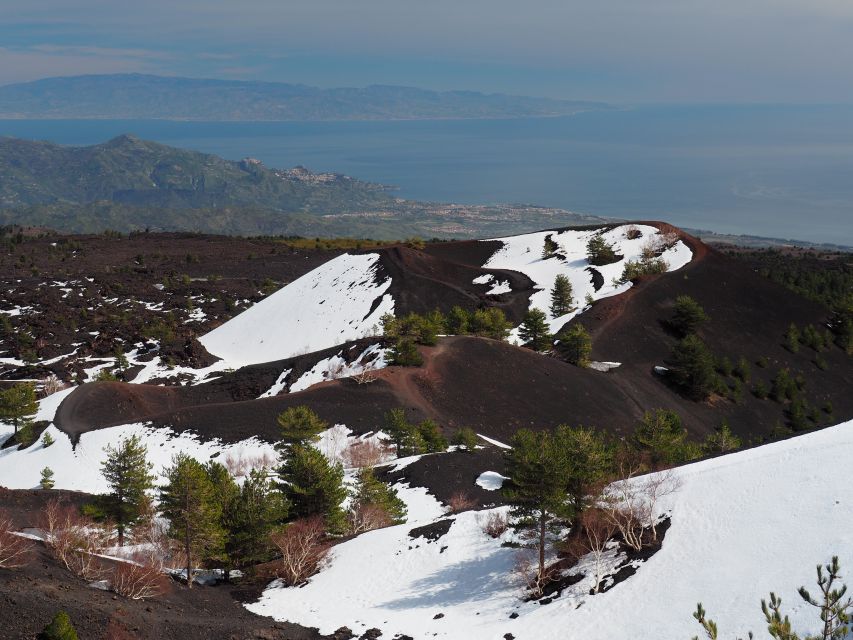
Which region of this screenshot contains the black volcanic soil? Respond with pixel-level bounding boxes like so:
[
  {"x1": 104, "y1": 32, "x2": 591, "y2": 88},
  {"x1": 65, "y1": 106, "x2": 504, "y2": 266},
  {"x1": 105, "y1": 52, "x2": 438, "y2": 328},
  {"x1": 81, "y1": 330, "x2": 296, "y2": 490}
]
[
  {"x1": 0, "y1": 545, "x2": 325, "y2": 640},
  {"x1": 378, "y1": 242, "x2": 534, "y2": 325},
  {"x1": 0, "y1": 231, "x2": 351, "y2": 381}
]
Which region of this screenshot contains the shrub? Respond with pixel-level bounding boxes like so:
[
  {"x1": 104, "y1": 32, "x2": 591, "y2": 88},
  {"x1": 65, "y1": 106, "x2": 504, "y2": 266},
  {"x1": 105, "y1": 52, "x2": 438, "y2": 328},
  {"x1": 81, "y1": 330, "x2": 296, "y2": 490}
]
[
  {"x1": 446, "y1": 491, "x2": 476, "y2": 514},
  {"x1": 625, "y1": 225, "x2": 642, "y2": 240},
  {"x1": 451, "y1": 427, "x2": 479, "y2": 452},
  {"x1": 620, "y1": 257, "x2": 668, "y2": 282},
  {"x1": 343, "y1": 439, "x2": 389, "y2": 468},
  {"x1": 558, "y1": 323, "x2": 592, "y2": 367},
  {"x1": 417, "y1": 419, "x2": 448, "y2": 453},
  {"x1": 110, "y1": 554, "x2": 166, "y2": 600},
  {"x1": 734, "y1": 356, "x2": 751, "y2": 382},
  {"x1": 752, "y1": 380, "x2": 769, "y2": 399},
  {"x1": 41, "y1": 611, "x2": 79, "y2": 640},
  {"x1": 40, "y1": 467, "x2": 55, "y2": 489},
  {"x1": 586, "y1": 234, "x2": 621, "y2": 266},
  {"x1": 270, "y1": 517, "x2": 330, "y2": 587},
  {"x1": 669, "y1": 335, "x2": 718, "y2": 400},
  {"x1": 702, "y1": 421, "x2": 741, "y2": 454},
  {"x1": 770, "y1": 368, "x2": 798, "y2": 403},
  {"x1": 633, "y1": 409, "x2": 691, "y2": 466},
  {"x1": 670, "y1": 295, "x2": 708, "y2": 337},
  {"x1": 0, "y1": 511, "x2": 34, "y2": 569},
  {"x1": 480, "y1": 511, "x2": 509, "y2": 538},
  {"x1": 390, "y1": 338, "x2": 423, "y2": 367},
  {"x1": 784, "y1": 322, "x2": 801, "y2": 353}
]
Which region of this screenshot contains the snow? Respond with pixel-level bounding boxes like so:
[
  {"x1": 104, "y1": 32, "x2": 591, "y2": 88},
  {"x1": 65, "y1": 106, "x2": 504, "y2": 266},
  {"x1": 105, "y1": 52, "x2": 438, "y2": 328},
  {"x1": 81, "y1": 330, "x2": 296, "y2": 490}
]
[
  {"x1": 486, "y1": 280, "x2": 512, "y2": 295},
  {"x1": 289, "y1": 344, "x2": 389, "y2": 393},
  {"x1": 258, "y1": 368, "x2": 292, "y2": 398},
  {"x1": 483, "y1": 224, "x2": 693, "y2": 339},
  {"x1": 587, "y1": 361, "x2": 621, "y2": 372},
  {"x1": 475, "y1": 471, "x2": 508, "y2": 491},
  {"x1": 0, "y1": 422, "x2": 276, "y2": 493},
  {"x1": 248, "y1": 419, "x2": 853, "y2": 640},
  {"x1": 199, "y1": 253, "x2": 394, "y2": 367},
  {"x1": 476, "y1": 434, "x2": 511, "y2": 450}
]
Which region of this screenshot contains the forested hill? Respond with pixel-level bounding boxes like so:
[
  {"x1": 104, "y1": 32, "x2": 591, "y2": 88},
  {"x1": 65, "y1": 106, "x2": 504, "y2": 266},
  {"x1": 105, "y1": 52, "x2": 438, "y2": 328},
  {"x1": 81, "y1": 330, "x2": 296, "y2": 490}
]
[
  {"x1": 0, "y1": 134, "x2": 394, "y2": 212},
  {"x1": 0, "y1": 74, "x2": 609, "y2": 121}
]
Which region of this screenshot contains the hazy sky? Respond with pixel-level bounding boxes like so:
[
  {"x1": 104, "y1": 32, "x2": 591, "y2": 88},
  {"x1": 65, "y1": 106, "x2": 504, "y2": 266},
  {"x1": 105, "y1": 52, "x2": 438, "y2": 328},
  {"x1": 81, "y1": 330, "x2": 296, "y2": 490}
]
[{"x1": 2, "y1": 0, "x2": 852, "y2": 102}]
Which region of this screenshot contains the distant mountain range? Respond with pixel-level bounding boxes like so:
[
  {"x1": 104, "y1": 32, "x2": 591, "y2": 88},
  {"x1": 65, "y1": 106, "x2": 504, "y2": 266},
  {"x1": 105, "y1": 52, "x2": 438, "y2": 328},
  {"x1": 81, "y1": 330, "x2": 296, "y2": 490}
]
[{"x1": 0, "y1": 74, "x2": 610, "y2": 121}]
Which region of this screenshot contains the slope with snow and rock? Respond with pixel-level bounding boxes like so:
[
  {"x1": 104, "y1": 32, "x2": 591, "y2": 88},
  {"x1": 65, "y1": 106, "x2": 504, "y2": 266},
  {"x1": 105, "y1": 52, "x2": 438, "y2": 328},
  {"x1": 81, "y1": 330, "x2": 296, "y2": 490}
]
[
  {"x1": 248, "y1": 419, "x2": 853, "y2": 640},
  {"x1": 483, "y1": 224, "x2": 693, "y2": 337},
  {"x1": 199, "y1": 252, "x2": 395, "y2": 368}
]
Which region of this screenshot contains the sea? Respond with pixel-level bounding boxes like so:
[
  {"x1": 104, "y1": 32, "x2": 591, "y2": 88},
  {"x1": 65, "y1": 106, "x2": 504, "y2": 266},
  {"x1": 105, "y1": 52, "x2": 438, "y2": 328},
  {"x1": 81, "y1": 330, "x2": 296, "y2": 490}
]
[{"x1": 2, "y1": 105, "x2": 852, "y2": 245}]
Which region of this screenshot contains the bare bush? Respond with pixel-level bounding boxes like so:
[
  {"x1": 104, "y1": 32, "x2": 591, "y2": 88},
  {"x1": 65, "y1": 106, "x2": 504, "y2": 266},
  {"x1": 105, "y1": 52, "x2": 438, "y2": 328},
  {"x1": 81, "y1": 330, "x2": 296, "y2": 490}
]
[
  {"x1": 129, "y1": 502, "x2": 186, "y2": 572},
  {"x1": 446, "y1": 491, "x2": 476, "y2": 514},
  {"x1": 352, "y1": 364, "x2": 378, "y2": 385},
  {"x1": 110, "y1": 553, "x2": 167, "y2": 600},
  {"x1": 39, "y1": 374, "x2": 67, "y2": 398},
  {"x1": 601, "y1": 468, "x2": 680, "y2": 552},
  {"x1": 223, "y1": 451, "x2": 276, "y2": 478},
  {"x1": 624, "y1": 225, "x2": 642, "y2": 240},
  {"x1": 0, "y1": 512, "x2": 34, "y2": 569},
  {"x1": 479, "y1": 511, "x2": 508, "y2": 539},
  {"x1": 578, "y1": 508, "x2": 618, "y2": 593},
  {"x1": 513, "y1": 549, "x2": 558, "y2": 598},
  {"x1": 343, "y1": 439, "x2": 390, "y2": 469},
  {"x1": 270, "y1": 517, "x2": 330, "y2": 586},
  {"x1": 347, "y1": 503, "x2": 393, "y2": 535},
  {"x1": 41, "y1": 499, "x2": 111, "y2": 580}
]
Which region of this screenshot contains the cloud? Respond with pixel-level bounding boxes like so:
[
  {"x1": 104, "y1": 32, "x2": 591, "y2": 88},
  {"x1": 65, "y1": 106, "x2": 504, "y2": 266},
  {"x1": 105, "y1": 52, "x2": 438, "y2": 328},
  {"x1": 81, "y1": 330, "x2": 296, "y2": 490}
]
[{"x1": 2, "y1": 0, "x2": 853, "y2": 101}]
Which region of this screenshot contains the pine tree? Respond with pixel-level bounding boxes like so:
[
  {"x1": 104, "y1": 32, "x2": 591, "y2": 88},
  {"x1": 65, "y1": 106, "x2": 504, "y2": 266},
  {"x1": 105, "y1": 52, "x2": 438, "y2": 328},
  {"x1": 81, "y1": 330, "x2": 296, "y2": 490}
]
[
  {"x1": 350, "y1": 468, "x2": 407, "y2": 526},
  {"x1": 542, "y1": 235, "x2": 559, "y2": 259},
  {"x1": 204, "y1": 461, "x2": 239, "y2": 572},
  {"x1": 518, "y1": 309, "x2": 552, "y2": 352},
  {"x1": 452, "y1": 427, "x2": 479, "y2": 452},
  {"x1": 159, "y1": 454, "x2": 224, "y2": 588},
  {"x1": 41, "y1": 611, "x2": 78, "y2": 640},
  {"x1": 276, "y1": 405, "x2": 327, "y2": 453},
  {"x1": 40, "y1": 467, "x2": 55, "y2": 489},
  {"x1": 0, "y1": 382, "x2": 38, "y2": 435},
  {"x1": 390, "y1": 338, "x2": 424, "y2": 366},
  {"x1": 446, "y1": 306, "x2": 470, "y2": 335},
  {"x1": 670, "y1": 295, "x2": 709, "y2": 337},
  {"x1": 384, "y1": 408, "x2": 413, "y2": 456},
  {"x1": 702, "y1": 420, "x2": 742, "y2": 455},
  {"x1": 670, "y1": 334, "x2": 717, "y2": 400},
  {"x1": 633, "y1": 409, "x2": 689, "y2": 466},
  {"x1": 278, "y1": 445, "x2": 347, "y2": 533},
  {"x1": 785, "y1": 323, "x2": 802, "y2": 353},
  {"x1": 553, "y1": 425, "x2": 612, "y2": 523},
  {"x1": 224, "y1": 470, "x2": 288, "y2": 574},
  {"x1": 558, "y1": 323, "x2": 592, "y2": 367},
  {"x1": 417, "y1": 419, "x2": 448, "y2": 453},
  {"x1": 550, "y1": 274, "x2": 574, "y2": 317},
  {"x1": 586, "y1": 235, "x2": 620, "y2": 266},
  {"x1": 101, "y1": 435, "x2": 155, "y2": 546},
  {"x1": 502, "y1": 429, "x2": 572, "y2": 590}
]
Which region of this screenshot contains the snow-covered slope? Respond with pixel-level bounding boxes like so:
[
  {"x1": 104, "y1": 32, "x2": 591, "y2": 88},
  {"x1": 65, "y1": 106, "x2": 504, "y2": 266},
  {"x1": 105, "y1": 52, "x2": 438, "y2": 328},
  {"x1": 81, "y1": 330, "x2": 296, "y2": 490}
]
[
  {"x1": 199, "y1": 253, "x2": 394, "y2": 368},
  {"x1": 484, "y1": 224, "x2": 692, "y2": 337},
  {"x1": 248, "y1": 419, "x2": 853, "y2": 640}
]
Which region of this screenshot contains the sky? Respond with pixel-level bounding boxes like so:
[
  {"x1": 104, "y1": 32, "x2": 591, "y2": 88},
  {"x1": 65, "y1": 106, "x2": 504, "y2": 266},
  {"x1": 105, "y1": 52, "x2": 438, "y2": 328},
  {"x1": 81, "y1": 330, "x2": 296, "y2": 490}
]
[{"x1": 1, "y1": 0, "x2": 852, "y2": 102}]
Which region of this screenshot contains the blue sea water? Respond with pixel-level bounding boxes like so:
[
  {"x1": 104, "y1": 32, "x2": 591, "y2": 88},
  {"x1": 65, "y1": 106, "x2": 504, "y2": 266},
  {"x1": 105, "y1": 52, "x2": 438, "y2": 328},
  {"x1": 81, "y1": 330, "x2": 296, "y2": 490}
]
[{"x1": 2, "y1": 105, "x2": 852, "y2": 245}]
